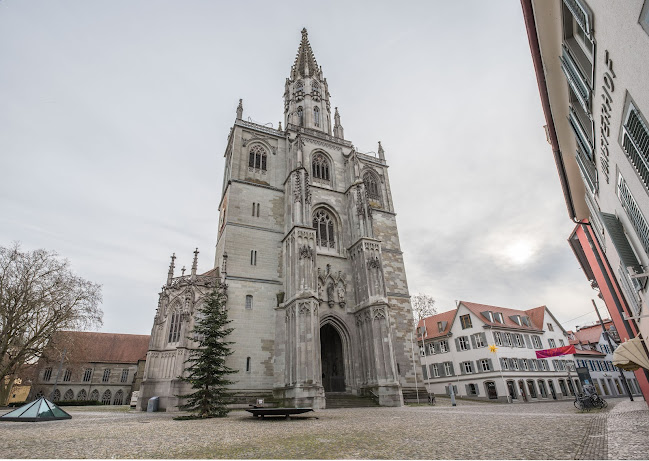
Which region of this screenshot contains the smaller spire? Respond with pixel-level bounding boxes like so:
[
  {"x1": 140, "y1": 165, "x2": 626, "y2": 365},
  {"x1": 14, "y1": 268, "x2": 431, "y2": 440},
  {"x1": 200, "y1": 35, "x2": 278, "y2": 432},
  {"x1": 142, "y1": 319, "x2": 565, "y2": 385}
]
[
  {"x1": 378, "y1": 141, "x2": 385, "y2": 160},
  {"x1": 191, "y1": 248, "x2": 199, "y2": 276},
  {"x1": 236, "y1": 99, "x2": 243, "y2": 120},
  {"x1": 166, "y1": 253, "x2": 176, "y2": 285},
  {"x1": 278, "y1": 121, "x2": 282, "y2": 131},
  {"x1": 333, "y1": 107, "x2": 344, "y2": 140},
  {"x1": 181, "y1": 266, "x2": 186, "y2": 277}
]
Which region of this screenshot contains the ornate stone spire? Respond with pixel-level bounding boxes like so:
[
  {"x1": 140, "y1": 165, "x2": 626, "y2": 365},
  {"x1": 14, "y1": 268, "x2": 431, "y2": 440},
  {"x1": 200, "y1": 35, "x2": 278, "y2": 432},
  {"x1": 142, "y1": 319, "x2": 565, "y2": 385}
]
[
  {"x1": 166, "y1": 253, "x2": 176, "y2": 285},
  {"x1": 333, "y1": 107, "x2": 344, "y2": 139},
  {"x1": 291, "y1": 28, "x2": 321, "y2": 80},
  {"x1": 191, "y1": 248, "x2": 199, "y2": 277},
  {"x1": 236, "y1": 99, "x2": 243, "y2": 120},
  {"x1": 378, "y1": 141, "x2": 385, "y2": 160}
]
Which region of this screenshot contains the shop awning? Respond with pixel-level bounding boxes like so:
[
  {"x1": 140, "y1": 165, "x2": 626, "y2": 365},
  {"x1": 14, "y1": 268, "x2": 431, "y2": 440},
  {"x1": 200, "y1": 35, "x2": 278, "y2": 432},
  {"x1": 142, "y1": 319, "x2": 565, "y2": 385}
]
[{"x1": 613, "y1": 337, "x2": 649, "y2": 371}]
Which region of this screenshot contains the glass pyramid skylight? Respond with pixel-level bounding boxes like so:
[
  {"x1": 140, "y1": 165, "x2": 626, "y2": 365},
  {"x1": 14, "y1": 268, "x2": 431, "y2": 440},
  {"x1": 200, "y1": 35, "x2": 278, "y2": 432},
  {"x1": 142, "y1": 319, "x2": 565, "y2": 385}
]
[{"x1": 0, "y1": 397, "x2": 71, "y2": 422}]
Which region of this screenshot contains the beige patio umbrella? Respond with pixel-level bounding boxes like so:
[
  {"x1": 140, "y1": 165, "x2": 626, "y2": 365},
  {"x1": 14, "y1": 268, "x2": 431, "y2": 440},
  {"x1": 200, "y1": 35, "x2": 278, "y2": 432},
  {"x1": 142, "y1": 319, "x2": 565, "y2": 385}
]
[{"x1": 612, "y1": 337, "x2": 649, "y2": 371}]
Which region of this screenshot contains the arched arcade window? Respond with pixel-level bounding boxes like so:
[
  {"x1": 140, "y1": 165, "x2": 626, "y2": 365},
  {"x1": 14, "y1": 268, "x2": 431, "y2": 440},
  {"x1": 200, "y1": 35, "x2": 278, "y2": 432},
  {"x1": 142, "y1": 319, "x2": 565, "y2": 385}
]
[
  {"x1": 114, "y1": 390, "x2": 124, "y2": 405},
  {"x1": 248, "y1": 145, "x2": 267, "y2": 171},
  {"x1": 313, "y1": 209, "x2": 336, "y2": 250},
  {"x1": 101, "y1": 389, "x2": 112, "y2": 405},
  {"x1": 90, "y1": 389, "x2": 99, "y2": 401},
  {"x1": 63, "y1": 389, "x2": 74, "y2": 401},
  {"x1": 312, "y1": 153, "x2": 330, "y2": 182},
  {"x1": 77, "y1": 389, "x2": 87, "y2": 401}
]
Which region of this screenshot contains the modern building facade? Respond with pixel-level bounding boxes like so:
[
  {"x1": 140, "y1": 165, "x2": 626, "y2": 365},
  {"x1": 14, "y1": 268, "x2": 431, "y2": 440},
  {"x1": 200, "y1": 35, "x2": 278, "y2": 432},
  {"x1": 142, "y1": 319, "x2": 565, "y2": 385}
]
[
  {"x1": 521, "y1": 0, "x2": 649, "y2": 402},
  {"x1": 418, "y1": 301, "x2": 579, "y2": 402},
  {"x1": 30, "y1": 331, "x2": 150, "y2": 405},
  {"x1": 139, "y1": 29, "x2": 420, "y2": 411}
]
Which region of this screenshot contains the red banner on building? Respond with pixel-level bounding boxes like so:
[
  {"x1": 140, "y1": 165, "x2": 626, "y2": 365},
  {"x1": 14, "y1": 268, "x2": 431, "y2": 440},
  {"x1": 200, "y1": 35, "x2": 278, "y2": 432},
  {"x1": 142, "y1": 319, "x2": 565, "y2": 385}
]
[{"x1": 535, "y1": 345, "x2": 576, "y2": 358}]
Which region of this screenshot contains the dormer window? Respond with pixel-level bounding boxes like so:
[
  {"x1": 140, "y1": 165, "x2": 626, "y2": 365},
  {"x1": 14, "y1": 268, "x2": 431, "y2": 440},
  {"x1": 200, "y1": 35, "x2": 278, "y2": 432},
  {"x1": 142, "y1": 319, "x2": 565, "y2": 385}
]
[
  {"x1": 437, "y1": 321, "x2": 443, "y2": 333},
  {"x1": 493, "y1": 312, "x2": 504, "y2": 323},
  {"x1": 481, "y1": 311, "x2": 494, "y2": 322},
  {"x1": 510, "y1": 315, "x2": 522, "y2": 326}
]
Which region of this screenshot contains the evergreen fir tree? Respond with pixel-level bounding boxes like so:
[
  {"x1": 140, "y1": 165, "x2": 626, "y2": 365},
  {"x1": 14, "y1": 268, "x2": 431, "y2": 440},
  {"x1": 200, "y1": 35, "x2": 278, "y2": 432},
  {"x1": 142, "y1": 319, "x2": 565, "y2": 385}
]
[{"x1": 177, "y1": 282, "x2": 237, "y2": 418}]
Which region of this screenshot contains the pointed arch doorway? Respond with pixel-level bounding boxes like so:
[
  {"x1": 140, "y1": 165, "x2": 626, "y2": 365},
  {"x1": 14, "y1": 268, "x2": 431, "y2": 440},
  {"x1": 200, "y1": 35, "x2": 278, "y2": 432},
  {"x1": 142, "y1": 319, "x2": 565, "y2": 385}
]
[{"x1": 320, "y1": 323, "x2": 346, "y2": 392}]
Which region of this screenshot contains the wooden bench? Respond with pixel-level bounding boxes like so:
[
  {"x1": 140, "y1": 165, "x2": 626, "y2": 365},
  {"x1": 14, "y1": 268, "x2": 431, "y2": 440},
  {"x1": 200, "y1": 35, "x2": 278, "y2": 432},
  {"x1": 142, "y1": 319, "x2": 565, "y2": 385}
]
[{"x1": 245, "y1": 407, "x2": 314, "y2": 419}]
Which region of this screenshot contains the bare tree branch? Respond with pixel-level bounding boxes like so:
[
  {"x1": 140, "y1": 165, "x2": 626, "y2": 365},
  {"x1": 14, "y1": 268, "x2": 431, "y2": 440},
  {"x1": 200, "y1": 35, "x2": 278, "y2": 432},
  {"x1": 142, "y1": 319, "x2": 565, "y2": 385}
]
[
  {"x1": 0, "y1": 242, "x2": 102, "y2": 384},
  {"x1": 411, "y1": 293, "x2": 437, "y2": 322}
]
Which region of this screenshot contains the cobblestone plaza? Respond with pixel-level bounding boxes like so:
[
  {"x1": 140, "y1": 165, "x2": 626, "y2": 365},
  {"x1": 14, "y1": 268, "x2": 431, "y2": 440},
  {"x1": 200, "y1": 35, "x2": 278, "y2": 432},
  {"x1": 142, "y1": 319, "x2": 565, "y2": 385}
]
[{"x1": 2, "y1": 399, "x2": 647, "y2": 459}]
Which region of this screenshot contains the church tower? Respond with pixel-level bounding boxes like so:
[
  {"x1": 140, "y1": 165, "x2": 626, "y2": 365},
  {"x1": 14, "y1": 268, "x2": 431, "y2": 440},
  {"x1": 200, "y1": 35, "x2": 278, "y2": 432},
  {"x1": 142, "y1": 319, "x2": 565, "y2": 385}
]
[{"x1": 140, "y1": 29, "x2": 421, "y2": 411}]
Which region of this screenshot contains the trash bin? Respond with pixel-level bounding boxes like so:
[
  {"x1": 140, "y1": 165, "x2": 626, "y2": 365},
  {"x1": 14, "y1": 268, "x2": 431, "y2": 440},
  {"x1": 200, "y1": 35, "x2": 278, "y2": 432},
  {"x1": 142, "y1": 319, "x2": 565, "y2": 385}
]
[
  {"x1": 507, "y1": 395, "x2": 512, "y2": 404},
  {"x1": 147, "y1": 396, "x2": 159, "y2": 412}
]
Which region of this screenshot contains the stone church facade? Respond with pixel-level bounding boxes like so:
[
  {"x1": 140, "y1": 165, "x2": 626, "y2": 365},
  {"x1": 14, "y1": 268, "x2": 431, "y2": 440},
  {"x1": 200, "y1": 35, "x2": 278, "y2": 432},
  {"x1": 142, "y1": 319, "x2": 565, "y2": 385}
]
[{"x1": 140, "y1": 29, "x2": 421, "y2": 411}]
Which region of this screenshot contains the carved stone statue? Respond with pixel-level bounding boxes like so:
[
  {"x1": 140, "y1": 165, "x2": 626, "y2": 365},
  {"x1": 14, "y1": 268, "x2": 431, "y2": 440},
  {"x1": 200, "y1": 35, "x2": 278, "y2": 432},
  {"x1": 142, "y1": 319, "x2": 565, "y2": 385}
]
[{"x1": 327, "y1": 283, "x2": 334, "y2": 308}]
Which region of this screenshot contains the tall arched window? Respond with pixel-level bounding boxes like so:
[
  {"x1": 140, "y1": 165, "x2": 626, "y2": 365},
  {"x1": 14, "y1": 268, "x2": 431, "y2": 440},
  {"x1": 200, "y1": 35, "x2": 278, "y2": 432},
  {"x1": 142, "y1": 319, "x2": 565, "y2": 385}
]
[
  {"x1": 312, "y1": 153, "x2": 330, "y2": 182},
  {"x1": 297, "y1": 107, "x2": 304, "y2": 126},
  {"x1": 114, "y1": 390, "x2": 124, "y2": 405},
  {"x1": 312, "y1": 81, "x2": 321, "y2": 97},
  {"x1": 248, "y1": 145, "x2": 267, "y2": 171},
  {"x1": 168, "y1": 311, "x2": 181, "y2": 343},
  {"x1": 63, "y1": 389, "x2": 74, "y2": 401},
  {"x1": 314, "y1": 106, "x2": 320, "y2": 127},
  {"x1": 77, "y1": 389, "x2": 87, "y2": 401},
  {"x1": 90, "y1": 389, "x2": 99, "y2": 401},
  {"x1": 101, "y1": 389, "x2": 112, "y2": 405},
  {"x1": 313, "y1": 209, "x2": 336, "y2": 249},
  {"x1": 52, "y1": 389, "x2": 61, "y2": 401},
  {"x1": 363, "y1": 171, "x2": 381, "y2": 201}
]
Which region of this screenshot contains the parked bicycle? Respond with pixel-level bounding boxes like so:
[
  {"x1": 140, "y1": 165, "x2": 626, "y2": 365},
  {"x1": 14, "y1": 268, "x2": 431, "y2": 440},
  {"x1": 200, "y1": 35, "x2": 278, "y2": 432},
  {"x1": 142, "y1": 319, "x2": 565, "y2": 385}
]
[{"x1": 574, "y1": 393, "x2": 607, "y2": 411}]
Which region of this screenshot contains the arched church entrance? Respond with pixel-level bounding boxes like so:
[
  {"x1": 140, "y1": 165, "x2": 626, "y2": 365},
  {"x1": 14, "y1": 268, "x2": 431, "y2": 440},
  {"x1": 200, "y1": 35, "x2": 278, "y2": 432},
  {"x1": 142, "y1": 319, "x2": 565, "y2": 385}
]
[{"x1": 320, "y1": 323, "x2": 345, "y2": 392}]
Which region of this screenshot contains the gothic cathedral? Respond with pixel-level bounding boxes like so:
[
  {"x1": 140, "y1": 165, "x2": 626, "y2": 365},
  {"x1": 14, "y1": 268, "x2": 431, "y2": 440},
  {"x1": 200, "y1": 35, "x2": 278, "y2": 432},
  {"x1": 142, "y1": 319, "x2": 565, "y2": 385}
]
[{"x1": 140, "y1": 29, "x2": 421, "y2": 410}]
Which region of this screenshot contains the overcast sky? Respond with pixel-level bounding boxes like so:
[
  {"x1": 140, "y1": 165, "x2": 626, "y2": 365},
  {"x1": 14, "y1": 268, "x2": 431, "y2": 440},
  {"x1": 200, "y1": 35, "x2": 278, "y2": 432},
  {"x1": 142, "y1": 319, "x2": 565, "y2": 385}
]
[{"x1": 0, "y1": 0, "x2": 606, "y2": 336}]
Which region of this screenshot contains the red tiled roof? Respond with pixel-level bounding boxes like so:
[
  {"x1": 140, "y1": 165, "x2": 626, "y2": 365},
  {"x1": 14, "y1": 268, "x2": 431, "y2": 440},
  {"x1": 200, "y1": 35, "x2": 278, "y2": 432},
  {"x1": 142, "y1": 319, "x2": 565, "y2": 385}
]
[
  {"x1": 44, "y1": 331, "x2": 150, "y2": 365},
  {"x1": 574, "y1": 323, "x2": 610, "y2": 345},
  {"x1": 417, "y1": 309, "x2": 457, "y2": 340},
  {"x1": 460, "y1": 301, "x2": 545, "y2": 331}
]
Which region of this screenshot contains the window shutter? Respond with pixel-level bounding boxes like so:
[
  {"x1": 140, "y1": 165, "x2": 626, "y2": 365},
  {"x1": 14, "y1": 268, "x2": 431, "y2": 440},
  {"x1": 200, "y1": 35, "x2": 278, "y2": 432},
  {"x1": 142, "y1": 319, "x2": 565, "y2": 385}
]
[
  {"x1": 487, "y1": 358, "x2": 493, "y2": 371},
  {"x1": 439, "y1": 364, "x2": 446, "y2": 377},
  {"x1": 460, "y1": 362, "x2": 466, "y2": 375},
  {"x1": 500, "y1": 358, "x2": 505, "y2": 369},
  {"x1": 455, "y1": 338, "x2": 460, "y2": 351},
  {"x1": 474, "y1": 361, "x2": 480, "y2": 373},
  {"x1": 454, "y1": 385, "x2": 458, "y2": 395},
  {"x1": 470, "y1": 335, "x2": 477, "y2": 349},
  {"x1": 421, "y1": 365, "x2": 428, "y2": 380},
  {"x1": 449, "y1": 363, "x2": 455, "y2": 376},
  {"x1": 465, "y1": 384, "x2": 470, "y2": 395},
  {"x1": 480, "y1": 332, "x2": 487, "y2": 345},
  {"x1": 525, "y1": 335, "x2": 532, "y2": 348},
  {"x1": 518, "y1": 359, "x2": 525, "y2": 369},
  {"x1": 476, "y1": 384, "x2": 480, "y2": 396},
  {"x1": 434, "y1": 342, "x2": 441, "y2": 354},
  {"x1": 445, "y1": 385, "x2": 450, "y2": 396}
]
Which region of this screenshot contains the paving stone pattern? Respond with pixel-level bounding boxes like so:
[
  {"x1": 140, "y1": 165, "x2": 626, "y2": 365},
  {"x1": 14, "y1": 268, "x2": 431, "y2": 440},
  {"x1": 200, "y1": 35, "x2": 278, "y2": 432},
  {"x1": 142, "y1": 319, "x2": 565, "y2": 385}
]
[{"x1": 0, "y1": 399, "x2": 645, "y2": 459}]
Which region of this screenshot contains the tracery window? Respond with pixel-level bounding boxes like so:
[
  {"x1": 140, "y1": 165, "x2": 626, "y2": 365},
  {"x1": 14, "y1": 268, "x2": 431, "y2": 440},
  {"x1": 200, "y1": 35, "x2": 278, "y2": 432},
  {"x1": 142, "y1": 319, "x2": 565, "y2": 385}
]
[
  {"x1": 314, "y1": 106, "x2": 320, "y2": 127},
  {"x1": 90, "y1": 389, "x2": 99, "y2": 401},
  {"x1": 52, "y1": 389, "x2": 61, "y2": 401},
  {"x1": 168, "y1": 310, "x2": 181, "y2": 343},
  {"x1": 77, "y1": 389, "x2": 87, "y2": 401},
  {"x1": 312, "y1": 81, "x2": 320, "y2": 96},
  {"x1": 297, "y1": 106, "x2": 304, "y2": 126},
  {"x1": 312, "y1": 153, "x2": 330, "y2": 182},
  {"x1": 363, "y1": 171, "x2": 381, "y2": 201},
  {"x1": 313, "y1": 209, "x2": 336, "y2": 249},
  {"x1": 248, "y1": 145, "x2": 267, "y2": 171},
  {"x1": 114, "y1": 390, "x2": 124, "y2": 405},
  {"x1": 63, "y1": 389, "x2": 74, "y2": 401},
  {"x1": 101, "y1": 390, "x2": 112, "y2": 405}
]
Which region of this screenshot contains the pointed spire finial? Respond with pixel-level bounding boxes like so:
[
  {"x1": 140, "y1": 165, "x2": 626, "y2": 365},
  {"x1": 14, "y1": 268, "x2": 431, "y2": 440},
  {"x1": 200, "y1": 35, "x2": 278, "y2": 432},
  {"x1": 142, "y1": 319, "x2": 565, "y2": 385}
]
[
  {"x1": 278, "y1": 121, "x2": 282, "y2": 131},
  {"x1": 166, "y1": 253, "x2": 176, "y2": 285},
  {"x1": 333, "y1": 107, "x2": 344, "y2": 140},
  {"x1": 191, "y1": 248, "x2": 199, "y2": 276},
  {"x1": 378, "y1": 141, "x2": 385, "y2": 160},
  {"x1": 181, "y1": 266, "x2": 186, "y2": 276},
  {"x1": 236, "y1": 99, "x2": 243, "y2": 120},
  {"x1": 301, "y1": 27, "x2": 308, "y2": 37}
]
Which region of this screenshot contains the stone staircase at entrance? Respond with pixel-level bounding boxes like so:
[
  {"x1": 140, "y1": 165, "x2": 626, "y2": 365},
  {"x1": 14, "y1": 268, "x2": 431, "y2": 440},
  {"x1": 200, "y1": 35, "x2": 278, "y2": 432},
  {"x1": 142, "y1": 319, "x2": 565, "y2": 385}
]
[{"x1": 325, "y1": 392, "x2": 380, "y2": 409}]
